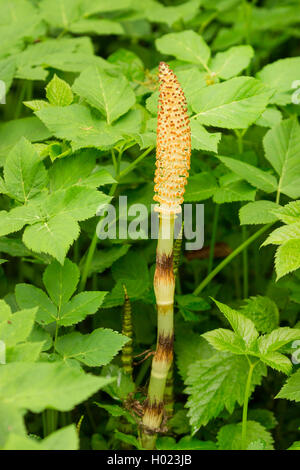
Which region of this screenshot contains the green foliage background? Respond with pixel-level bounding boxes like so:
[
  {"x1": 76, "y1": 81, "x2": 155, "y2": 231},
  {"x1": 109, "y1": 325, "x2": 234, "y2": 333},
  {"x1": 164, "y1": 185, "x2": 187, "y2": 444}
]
[{"x1": 0, "y1": 0, "x2": 300, "y2": 451}]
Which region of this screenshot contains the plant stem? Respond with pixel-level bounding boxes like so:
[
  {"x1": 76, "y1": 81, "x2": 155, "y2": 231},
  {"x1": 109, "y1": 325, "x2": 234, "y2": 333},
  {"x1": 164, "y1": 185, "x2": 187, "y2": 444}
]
[
  {"x1": 118, "y1": 146, "x2": 154, "y2": 180},
  {"x1": 207, "y1": 204, "x2": 219, "y2": 275},
  {"x1": 141, "y1": 212, "x2": 175, "y2": 450},
  {"x1": 241, "y1": 360, "x2": 256, "y2": 450},
  {"x1": 242, "y1": 225, "x2": 249, "y2": 298},
  {"x1": 193, "y1": 223, "x2": 273, "y2": 295}
]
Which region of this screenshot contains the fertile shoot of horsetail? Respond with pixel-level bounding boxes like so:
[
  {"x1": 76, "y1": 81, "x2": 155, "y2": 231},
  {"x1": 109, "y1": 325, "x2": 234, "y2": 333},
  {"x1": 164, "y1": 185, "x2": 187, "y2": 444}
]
[{"x1": 141, "y1": 62, "x2": 191, "y2": 450}]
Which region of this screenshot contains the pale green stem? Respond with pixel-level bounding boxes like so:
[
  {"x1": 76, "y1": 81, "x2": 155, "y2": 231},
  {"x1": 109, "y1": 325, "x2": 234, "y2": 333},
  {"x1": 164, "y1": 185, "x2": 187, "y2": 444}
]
[{"x1": 241, "y1": 360, "x2": 257, "y2": 450}]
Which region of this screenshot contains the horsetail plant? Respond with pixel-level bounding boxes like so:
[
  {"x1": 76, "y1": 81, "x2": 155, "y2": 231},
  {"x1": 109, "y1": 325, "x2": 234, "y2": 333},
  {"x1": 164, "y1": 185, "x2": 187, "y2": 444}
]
[
  {"x1": 121, "y1": 285, "x2": 134, "y2": 377},
  {"x1": 141, "y1": 62, "x2": 191, "y2": 449}
]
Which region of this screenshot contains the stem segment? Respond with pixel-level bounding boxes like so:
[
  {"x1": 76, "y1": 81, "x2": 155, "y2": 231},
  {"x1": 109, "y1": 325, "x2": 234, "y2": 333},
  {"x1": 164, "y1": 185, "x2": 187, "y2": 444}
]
[
  {"x1": 141, "y1": 212, "x2": 175, "y2": 449},
  {"x1": 241, "y1": 361, "x2": 256, "y2": 450}
]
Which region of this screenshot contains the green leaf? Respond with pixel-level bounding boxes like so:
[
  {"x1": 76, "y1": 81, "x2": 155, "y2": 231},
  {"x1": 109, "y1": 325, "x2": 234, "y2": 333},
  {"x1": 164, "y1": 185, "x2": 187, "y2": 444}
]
[
  {"x1": 217, "y1": 421, "x2": 273, "y2": 450},
  {"x1": 239, "y1": 200, "x2": 280, "y2": 225},
  {"x1": 211, "y1": 45, "x2": 254, "y2": 79},
  {"x1": 263, "y1": 117, "x2": 300, "y2": 199},
  {"x1": 272, "y1": 201, "x2": 300, "y2": 225},
  {"x1": 263, "y1": 223, "x2": 300, "y2": 247},
  {"x1": 3, "y1": 425, "x2": 79, "y2": 450},
  {"x1": 46, "y1": 74, "x2": 73, "y2": 106},
  {"x1": 72, "y1": 67, "x2": 135, "y2": 125},
  {"x1": 0, "y1": 204, "x2": 41, "y2": 237},
  {"x1": 258, "y1": 327, "x2": 300, "y2": 354},
  {"x1": 87, "y1": 245, "x2": 130, "y2": 276},
  {"x1": 219, "y1": 156, "x2": 277, "y2": 193},
  {"x1": 213, "y1": 180, "x2": 256, "y2": 204},
  {"x1": 258, "y1": 351, "x2": 292, "y2": 375},
  {"x1": 275, "y1": 239, "x2": 300, "y2": 280},
  {"x1": 3, "y1": 137, "x2": 48, "y2": 203},
  {"x1": 255, "y1": 108, "x2": 282, "y2": 128},
  {"x1": 203, "y1": 328, "x2": 246, "y2": 354},
  {"x1": 191, "y1": 119, "x2": 221, "y2": 153},
  {"x1": 185, "y1": 352, "x2": 267, "y2": 432},
  {"x1": 114, "y1": 430, "x2": 142, "y2": 450},
  {"x1": 0, "y1": 403, "x2": 25, "y2": 448},
  {"x1": 157, "y1": 436, "x2": 217, "y2": 450},
  {"x1": 58, "y1": 291, "x2": 107, "y2": 326},
  {"x1": 43, "y1": 259, "x2": 79, "y2": 307},
  {"x1": 213, "y1": 299, "x2": 259, "y2": 348},
  {"x1": 15, "y1": 283, "x2": 57, "y2": 325},
  {"x1": 39, "y1": 0, "x2": 82, "y2": 29},
  {"x1": 276, "y1": 369, "x2": 300, "y2": 402},
  {"x1": 257, "y1": 57, "x2": 300, "y2": 105},
  {"x1": 23, "y1": 213, "x2": 80, "y2": 264},
  {"x1": 185, "y1": 172, "x2": 218, "y2": 202},
  {"x1": 0, "y1": 300, "x2": 11, "y2": 321},
  {"x1": 156, "y1": 30, "x2": 210, "y2": 68},
  {"x1": 0, "y1": 362, "x2": 114, "y2": 412},
  {"x1": 0, "y1": 308, "x2": 37, "y2": 347},
  {"x1": 175, "y1": 328, "x2": 214, "y2": 380},
  {"x1": 191, "y1": 77, "x2": 272, "y2": 129},
  {"x1": 6, "y1": 341, "x2": 44, "y2": 363},
  {"x1": 56, "y1": 328, "x2": 128, "y2": 366},
  {"x1": 69, "y1": 19, "x2": 124, "y2": 36},
  {"x1": 240, "y1": 296, "x2": 279, "y2": 333}
]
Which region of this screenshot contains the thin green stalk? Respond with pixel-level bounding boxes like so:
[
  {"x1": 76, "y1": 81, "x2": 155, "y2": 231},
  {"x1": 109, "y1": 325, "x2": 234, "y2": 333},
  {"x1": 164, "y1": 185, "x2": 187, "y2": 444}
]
[
  {"x1": 241, "y1": 360, "x2": 257, "y2": 450},
  {"x1": 118, "y1": 146, "x2": 154, "y2": 180},
  {"x1": 207, "y1": 204, "x2": 219, "y2": 275},
  {"x1": 242, "y1": 225, "x2": 249, "y2": 298},
  {"x1": 193, "y1": 224, "x2": 273, "y2": 295}
]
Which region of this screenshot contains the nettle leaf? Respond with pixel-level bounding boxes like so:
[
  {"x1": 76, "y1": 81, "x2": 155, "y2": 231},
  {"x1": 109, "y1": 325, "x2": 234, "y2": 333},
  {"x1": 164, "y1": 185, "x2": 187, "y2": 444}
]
[
  {"x1": 3, "y1": 137, "x2": 48, "y2": 203},
  {"x1": 0, "y1": 307, "x2": 37, "y2": 347},
  {"x1": 240, "y1": 296, "x2": 279, "y2": 333},
  {"x1": 185, "y1": 352, "x2": 267, "y2": 432},
  {"x1": 218, "y1": 156, "x2": 277, "y2": 193},
  {"x1": 213, "y1": 299, "x2": 259, "y2": 349},
  {"x1": 257, "y1": 57, "x2": 300, "y2": 105},
  {"x1": 190, "y1": 119, "x2": 221, "y2": 153},
  {"x1": 191, "y1": 77, "x2": 272, "y2": 129},
  {"x1": 3, "y1": 424, "x2": 79, "y2": 450},
  {"x1": 156, "y1": 30, "x2": 210, "y2": 68},
  {"x1": 263, "y1": 117, "x2": 300, "y2": 199},
  {"x1": 58, "y1": 291, "x2": 107, "y2": 326},
  {"x1": 210, "y1": 45, "x2": 254, "y2": 79},
  {"x1": 43, "y1": 259, "x2": 79, "y2": 307},
  {"x1": 72, "y1": 66, "x2": 135, "y2": 125},
  {"x1": 213, "y1": 180, "x2": 256, "y2": 204},
  {"x1": 0, "y1": 362, "x2": 114, "y2": 412},
  {"x1": 23, "y1": 213, "x2": 80, "y2": 265},
  {"x1": 46, "y1": 74, "x2": 73, "y2": 107},
  {"x1": 217, "y1": 421, "x2": 274, "y2": 450},
  {"x1": 239, "y1": 200, "x2": 280, "y2": 225},
  {"x1": 56, "y1": 328, "x2": 128, "y2": 366},
  {"x1": 185, "y1": 172, "x2": 218, "y2": 202},
  {"x1": 276, "y1": 369, "x2": 300, "y2": 402},
  {"x1": 15, "y1": 283, "x2": 57, "y2": 325},
  {"x1": 275, "y1": 239, "x2": 300, "y2": 280}
]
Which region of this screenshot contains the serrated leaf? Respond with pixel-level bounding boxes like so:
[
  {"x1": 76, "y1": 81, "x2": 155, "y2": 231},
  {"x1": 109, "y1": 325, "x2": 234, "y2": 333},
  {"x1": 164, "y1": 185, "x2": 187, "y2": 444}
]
[
  {"x1": 255, "y1": 108, "x2": 282, "y2": 128},
  {"x1": 263, "y1": 223, "x2": 300, "y2": 246},
  {"x1": 217, "y1": 421, "x2": 273, "y2": 450},
  {"x1": 275, "y1": 239, "x2": 300, "y2": 279},
  {"x1": 46, "y1": 74, "x2": 73, "y2": 106},
  {"x1": 202, "y1": 328, "x2": 246, "y2": 354},
  {"x1": 58, "y1": 291, "x2": 107, "y2": 326},
  {"x1": 191, "y1": 119, "x2": 221, "y2": 153},
  {"x1": 0, "y1": 362, "x2": 114, "y2": 412},
  {"x1": 213, "y1": 299, "x2": 259, "y2": 348},
  {"x1": 239, "y1": 200, "x2": 280, "y2": 225},
  {"x1": 191, "y1": 77, "x2": 272, "y2": 129},
  {"x1": 185, "y1": 352, "x2": 267, "y2": 432},
  {"x1": 3, "y1": 137, "x2": 48, "y2": 203},
  {"x1": 23, "y1": 213, "x2": 80, "y2": 264},
  {"x1": 211, "y1": 45, "x2": 254, "y2": 79},
  {"x1": 276, "y1": 369, "x2": 300, "y2": 402},
  {"x1": 185, "y1": 172, "x2": 218, "y2": 202},
  {"x1": 263, "y1": 117, "x2": 300, "y2": 199},
  {"x1": 15, "y1": 283, "x2": 57, "y2": 325},
  {"x1": 219, "y1": 156, "x2": 277, "y2": 193},
  {"x1": 213, "y1": 180, "x2": 256, "y2": 204},
  {"x1": 272, "y1": 201, "x2": 300, "y2": 224},
  {"x1": 0, "y1": 204, "x2": 41, "y2": 237},
  {"x1": 43, "y1": 259, "x2": 79, "y2": 307},
  {"x1": 240, "y1": 296, "x2": 279, "y2": 333},
  {"x1": 259, "y1": 351, "x2": 292, "y2": 374},
  {"x1": 0, "y1": 308, "x2": 37, "y2": 347},
  {"x1": 56, "y1": 328, "x2": 128, "y2": 366},
  {"x1": 72, "y1": 67, "x2": 135, "y2": 125},
  {"x1": 156, "y1": 30, "x2": 210, "y2": 68},
  {"x1": 258, "y1": 327, "x2": 300, "y2": 354}
]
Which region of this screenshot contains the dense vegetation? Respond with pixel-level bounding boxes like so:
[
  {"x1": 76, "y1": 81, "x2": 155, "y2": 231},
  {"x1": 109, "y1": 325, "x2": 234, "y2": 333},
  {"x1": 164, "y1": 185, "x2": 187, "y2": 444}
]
[{"x1": 0, "y1": 0, "x2": 300, "y2": 451}]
